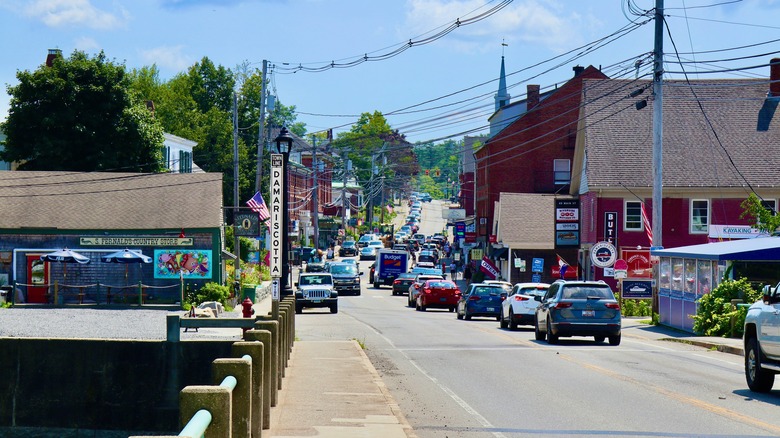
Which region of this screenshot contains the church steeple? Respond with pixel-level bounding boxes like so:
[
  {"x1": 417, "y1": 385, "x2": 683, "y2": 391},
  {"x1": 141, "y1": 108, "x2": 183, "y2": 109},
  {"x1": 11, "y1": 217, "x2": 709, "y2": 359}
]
[{"x1": 495, "y1": 55, "x2": 510, "y2": 112}]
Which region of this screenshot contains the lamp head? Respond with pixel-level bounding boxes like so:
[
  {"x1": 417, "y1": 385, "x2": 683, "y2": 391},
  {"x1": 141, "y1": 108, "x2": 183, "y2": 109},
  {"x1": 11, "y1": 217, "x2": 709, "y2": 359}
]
[{"x1": 274, "y1": 126, "x2": 293, "y2": 154}]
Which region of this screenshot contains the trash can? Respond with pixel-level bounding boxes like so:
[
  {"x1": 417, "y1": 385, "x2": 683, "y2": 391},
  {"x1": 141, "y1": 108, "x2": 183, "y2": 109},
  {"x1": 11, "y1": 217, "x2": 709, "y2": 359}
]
[{"x1": 242, "y1": 284, "x2": 257, "y2": 303}]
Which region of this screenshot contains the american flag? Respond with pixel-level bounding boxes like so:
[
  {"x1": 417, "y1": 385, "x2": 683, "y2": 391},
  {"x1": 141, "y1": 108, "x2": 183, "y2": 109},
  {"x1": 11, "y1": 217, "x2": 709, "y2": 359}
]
[
  {"x1": 247, "y1": 191, "x2": 271, "y2": 222},
  {"x1": 641, "y1": 202, "x2": 653, "y2": 245}
]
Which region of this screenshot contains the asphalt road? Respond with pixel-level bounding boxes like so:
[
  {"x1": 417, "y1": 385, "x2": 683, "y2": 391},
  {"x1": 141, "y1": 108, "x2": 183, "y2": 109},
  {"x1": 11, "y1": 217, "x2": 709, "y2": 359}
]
[{"x1": 294, "y1": 200, "x2": 780, "y2": 438}]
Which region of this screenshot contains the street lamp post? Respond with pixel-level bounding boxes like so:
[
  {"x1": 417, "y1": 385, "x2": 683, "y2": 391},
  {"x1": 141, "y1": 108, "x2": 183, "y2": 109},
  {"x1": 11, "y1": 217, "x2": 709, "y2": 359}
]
[{"x1": 275, "y1": 127, "x2": 294, "y2": 296}]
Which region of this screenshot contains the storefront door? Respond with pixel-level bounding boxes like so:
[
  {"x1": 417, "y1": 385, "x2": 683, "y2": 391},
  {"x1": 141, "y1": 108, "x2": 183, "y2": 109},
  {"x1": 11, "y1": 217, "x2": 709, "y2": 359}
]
[{"x1": 26, "y1": 255, "x2": 49, "y2": 303}]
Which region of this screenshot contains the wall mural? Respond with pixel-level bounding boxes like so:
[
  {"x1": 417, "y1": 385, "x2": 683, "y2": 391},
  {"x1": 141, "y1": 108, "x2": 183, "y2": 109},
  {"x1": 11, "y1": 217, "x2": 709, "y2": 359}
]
[{"x1": 154, "y1": 250, "x2": 211, "y2": 279}]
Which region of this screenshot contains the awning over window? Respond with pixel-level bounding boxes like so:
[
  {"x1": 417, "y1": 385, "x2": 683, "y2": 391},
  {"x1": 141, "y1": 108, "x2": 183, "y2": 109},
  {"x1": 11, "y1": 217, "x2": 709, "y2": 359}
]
[{"x1": 491, "y1": 247, "x2": 508, "y2": 260}]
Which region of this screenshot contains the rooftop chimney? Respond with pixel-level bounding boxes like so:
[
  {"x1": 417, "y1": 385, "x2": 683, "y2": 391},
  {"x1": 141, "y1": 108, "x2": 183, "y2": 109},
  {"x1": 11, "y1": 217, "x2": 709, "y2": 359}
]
[
  {"x1": 771, "y1": 58, "x2": 780, "y2": 97},
  {"x1": 46, "y1": 48, "x2": 62, "y2": 67},
  {"x1": 527, "y1": 84, "x2": 540, "y2": 110},
  {"x1": 573, "y1": 65, "x2": 585, "y2": 77}
]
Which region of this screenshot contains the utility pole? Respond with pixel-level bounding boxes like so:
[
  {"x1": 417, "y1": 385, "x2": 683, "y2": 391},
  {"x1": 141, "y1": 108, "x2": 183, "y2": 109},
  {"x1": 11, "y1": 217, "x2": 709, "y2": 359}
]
[
  {"x1": 255, "y1": 60, "x2": 268, "y2": 193},
  {"x1": 652, "y1": 0, "x2": 663, "y2": 249},
  {"x1": 232, "y1": 93, "x2": 240, "y2": 275},
  {"x1": 312, "y1": 136, "x2": 320, "y2": 249},
  {"x1": 342, "y1": 156, "x2": 349, "y2": 232}
]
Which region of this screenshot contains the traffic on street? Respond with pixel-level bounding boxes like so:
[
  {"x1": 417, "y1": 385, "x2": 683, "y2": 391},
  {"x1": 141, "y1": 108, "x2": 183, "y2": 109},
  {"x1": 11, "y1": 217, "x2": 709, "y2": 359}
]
[{"x1": 293, "y1": 198, "x2": 780, "y2": 438}]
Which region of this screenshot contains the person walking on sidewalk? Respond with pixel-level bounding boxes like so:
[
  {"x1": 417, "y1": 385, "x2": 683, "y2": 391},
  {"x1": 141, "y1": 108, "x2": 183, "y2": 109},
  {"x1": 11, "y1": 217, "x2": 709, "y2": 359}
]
[{"x1": 463, "y1": 264, "x2": 472, "y2": 285}]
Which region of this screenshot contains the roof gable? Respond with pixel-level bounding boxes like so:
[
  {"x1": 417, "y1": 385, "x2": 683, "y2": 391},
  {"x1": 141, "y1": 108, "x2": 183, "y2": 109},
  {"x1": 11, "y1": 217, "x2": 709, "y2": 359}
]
[{"x1": 0, "y1": 171, "x2": 224, "y2": 230}]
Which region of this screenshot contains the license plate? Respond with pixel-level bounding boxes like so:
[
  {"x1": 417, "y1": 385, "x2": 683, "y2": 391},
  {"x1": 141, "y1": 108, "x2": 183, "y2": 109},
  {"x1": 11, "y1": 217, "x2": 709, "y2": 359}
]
[
  {"x1": 583, "y1": 310, "x2": 595, "y2": 317},
  {"x1": 311, "y1": 299, "x2": 322, "y2": 304},
  {"x1": 440, "y1": 298, "x2": 447, "y2": 302},
  {"x1": 487, "y1": 307, "x2": 495, "y2": 312}
]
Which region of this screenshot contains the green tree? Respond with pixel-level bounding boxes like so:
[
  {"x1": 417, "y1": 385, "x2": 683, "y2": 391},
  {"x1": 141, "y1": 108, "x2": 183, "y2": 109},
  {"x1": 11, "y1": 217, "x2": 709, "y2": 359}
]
[
  {"x1": 740, "y1": 193, "x2": 780, "y2": 234},
  {"x1": 2, "y1": 50, "x2": 164, "y2": 172}
]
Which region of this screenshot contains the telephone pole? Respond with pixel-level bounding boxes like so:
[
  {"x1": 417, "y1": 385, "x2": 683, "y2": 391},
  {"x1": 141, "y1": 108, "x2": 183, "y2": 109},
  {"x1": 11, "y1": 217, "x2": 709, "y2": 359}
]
[
  {"x1": 255, "y1": 60, "x2": 268, "y2": 193},
  {"x1": 232, "y1": 93, "x2": 240, "y2": 272},
  {"x1": 312, "y1": 136, "x2": 320, "y2": 248},
  {"x1": 652, "y1": 0, "x2": 664, "y2": 248}
]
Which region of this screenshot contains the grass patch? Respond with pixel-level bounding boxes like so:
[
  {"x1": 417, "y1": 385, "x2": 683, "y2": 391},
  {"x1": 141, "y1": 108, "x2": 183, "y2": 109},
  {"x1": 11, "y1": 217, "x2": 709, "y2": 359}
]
[{"x1": 352, "y1": 337, "x2": 367, "y2": 349}]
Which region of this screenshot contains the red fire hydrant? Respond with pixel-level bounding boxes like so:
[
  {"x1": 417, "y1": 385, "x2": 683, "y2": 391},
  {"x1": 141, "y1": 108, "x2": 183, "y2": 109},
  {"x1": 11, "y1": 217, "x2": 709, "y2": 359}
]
[{"x1": 241, "y1": 298, "x2": 255, "y2": 334}]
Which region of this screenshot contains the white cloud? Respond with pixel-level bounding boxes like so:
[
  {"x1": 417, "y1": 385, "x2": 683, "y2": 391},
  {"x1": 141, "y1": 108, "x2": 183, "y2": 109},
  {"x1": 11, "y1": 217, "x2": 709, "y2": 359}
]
[
  {"x1": 73, "y1": 36, "x2": 100, "y2": 52},
  {"x1": 140, "y1": 45, "x2": 192, "y2": 74},
  {"x1": 21, "y1": 0, "x2": 127, "y2": 30},
  {"x1": 404, "y1": 0, "x2": 586, "y2": 54}
]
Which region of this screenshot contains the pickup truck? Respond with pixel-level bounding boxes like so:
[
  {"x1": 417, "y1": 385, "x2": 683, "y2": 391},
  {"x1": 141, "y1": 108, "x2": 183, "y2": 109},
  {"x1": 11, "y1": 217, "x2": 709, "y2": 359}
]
[
  {"x1": 744, "y1": 282, "x2": 780, "y2": 392},
  {"x1": 373, "y1": 249, "x2": 410, "y2": 289}
]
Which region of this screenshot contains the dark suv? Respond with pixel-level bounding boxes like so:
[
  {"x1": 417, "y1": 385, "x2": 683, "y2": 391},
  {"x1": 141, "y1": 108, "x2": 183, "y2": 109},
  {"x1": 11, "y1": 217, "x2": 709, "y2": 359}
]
[
  {"x1": 328, "y1": 262, "x2": 362, "y2": 296},
  {"x1": 534, "y1": 280, "x2": 622, "y2": 345}
]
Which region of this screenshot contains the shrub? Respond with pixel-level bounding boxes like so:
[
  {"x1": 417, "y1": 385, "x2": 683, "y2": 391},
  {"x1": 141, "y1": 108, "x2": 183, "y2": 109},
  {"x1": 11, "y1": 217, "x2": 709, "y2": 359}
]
[
  {"x1": 692, "y1": 278, "x2": 761, "y2": 337},
  {"x1": 619, "y1": 297, "x2": 652, "y2": 317},
  {"x1": 184, "y1": 282, "x2": 231, "y2": 308}
]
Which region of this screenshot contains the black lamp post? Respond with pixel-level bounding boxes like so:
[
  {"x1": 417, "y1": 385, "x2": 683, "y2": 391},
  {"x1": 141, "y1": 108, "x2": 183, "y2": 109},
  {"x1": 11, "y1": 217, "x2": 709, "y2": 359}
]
[{"x1": 274, "y1": 126, "x2": 294, "y2": 296}]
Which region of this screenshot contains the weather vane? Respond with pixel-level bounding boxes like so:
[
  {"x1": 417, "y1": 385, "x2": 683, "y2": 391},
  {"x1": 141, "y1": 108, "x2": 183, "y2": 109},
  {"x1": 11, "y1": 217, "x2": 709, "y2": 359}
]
[{"x1": 501, "y1": 38, "x2": 508, "y2": 56}]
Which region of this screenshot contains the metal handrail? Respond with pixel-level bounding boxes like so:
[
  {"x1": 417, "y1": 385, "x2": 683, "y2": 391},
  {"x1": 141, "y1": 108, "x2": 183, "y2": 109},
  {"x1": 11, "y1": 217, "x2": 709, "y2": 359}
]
[{"x1": 178, "y1": 409, "x2": 211, "y2": 438}]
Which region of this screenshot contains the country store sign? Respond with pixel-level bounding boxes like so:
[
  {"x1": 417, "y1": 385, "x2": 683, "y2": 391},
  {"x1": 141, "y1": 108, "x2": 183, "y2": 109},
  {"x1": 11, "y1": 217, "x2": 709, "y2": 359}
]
[{"x1": 80, "y1": 236, "x2": 193, "y2": 246}]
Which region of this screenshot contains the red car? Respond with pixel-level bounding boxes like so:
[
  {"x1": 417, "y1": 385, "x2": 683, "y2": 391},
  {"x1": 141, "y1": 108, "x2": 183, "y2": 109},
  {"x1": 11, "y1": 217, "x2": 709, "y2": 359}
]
[{"x1": 415, "y1": 279, "x2": 461, "y2": 312}]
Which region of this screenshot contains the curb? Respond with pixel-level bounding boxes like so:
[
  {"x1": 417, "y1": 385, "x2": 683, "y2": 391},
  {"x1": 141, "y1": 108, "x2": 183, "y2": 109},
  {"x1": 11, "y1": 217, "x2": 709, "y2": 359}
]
[
  {"x1": 661, "y1": 337, "x2": 744, "y2": 356},
  {"x1": 352, "y1": 340, "x2": 419, "y2": 438}
]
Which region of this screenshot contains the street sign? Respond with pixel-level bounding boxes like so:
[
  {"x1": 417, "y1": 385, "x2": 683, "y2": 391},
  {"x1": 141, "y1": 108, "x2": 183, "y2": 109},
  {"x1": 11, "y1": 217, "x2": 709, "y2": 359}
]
[{"x1": 270, "y1": 154, "x2": 284, "y2": 279}]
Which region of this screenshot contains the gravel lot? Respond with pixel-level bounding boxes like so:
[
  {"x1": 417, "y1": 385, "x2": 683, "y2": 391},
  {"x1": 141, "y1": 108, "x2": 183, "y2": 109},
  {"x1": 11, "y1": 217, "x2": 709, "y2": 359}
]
[{"x1": 0, "y1": 307, "x2": 247, "y2": 341}]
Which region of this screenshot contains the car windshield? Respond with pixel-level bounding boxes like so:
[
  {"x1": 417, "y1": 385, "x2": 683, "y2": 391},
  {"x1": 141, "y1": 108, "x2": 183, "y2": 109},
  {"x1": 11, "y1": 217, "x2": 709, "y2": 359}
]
[
  {"x1": 562, "y1": 286, "x2": 614, "y2": 299},
  {"x1": 418, "y1": 255, "x2": 435, "y2": 262},
  {"x1": 472, "y1": 286, "x2": 503, "y2": 296},
  {"x1": 300, "y1": 275, "x2": 333, "y2": 286},
  {"x1": 342, "y1": 241, "x2": 355, "y2": 248},
  {"x1": 518, "y1": 287, "x2": 548, "y2": 297},
  {"x1": 359, "y1": 235, "x2": 373, "y2": 242},
  {"x1": 369, "y1": 241, "x2": 384, "y2": 247},
  {"x1": 330, "y1": 264, "x2": 357, "y2": 275},
  {"x1": 427, "y1": 281, "x2": 455, "y2": 288}
]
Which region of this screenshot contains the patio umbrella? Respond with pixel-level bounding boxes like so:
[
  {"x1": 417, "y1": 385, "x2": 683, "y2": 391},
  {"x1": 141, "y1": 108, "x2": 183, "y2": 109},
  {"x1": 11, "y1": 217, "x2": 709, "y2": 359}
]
[
  {"x1": 100, "y1": 249, "x2": 152, "y2": 280},
  {"x1": 40, "y1": 248, "x2": 90, "y2": 278}
]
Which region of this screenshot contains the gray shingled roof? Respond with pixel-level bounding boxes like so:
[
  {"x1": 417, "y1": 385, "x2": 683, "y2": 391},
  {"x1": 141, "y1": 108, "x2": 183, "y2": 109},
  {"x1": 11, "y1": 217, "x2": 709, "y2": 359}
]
[
  {"x1": 580, "y1": 78, "x2": 780, "y2": 189},
  {"x1": 0, "y1": 171, "x2": 224, "y2": 230}
]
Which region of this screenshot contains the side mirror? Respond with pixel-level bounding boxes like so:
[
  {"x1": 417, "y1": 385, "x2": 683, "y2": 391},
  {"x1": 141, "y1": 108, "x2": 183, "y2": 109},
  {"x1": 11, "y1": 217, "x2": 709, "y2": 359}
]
[
  {"x1": 294, "y1": 282, "x2": 299, "y2": 287},
  {"x1": 534, "y1": 296, "x2": 542, "y2": 302},
  {"x1": 359, "y1": 272, "x2": 364, "y2": 276}
]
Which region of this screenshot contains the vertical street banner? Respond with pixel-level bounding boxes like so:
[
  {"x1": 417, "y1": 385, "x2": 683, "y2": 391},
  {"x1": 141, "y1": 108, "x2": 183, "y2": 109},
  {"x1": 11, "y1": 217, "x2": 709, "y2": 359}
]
[{"x1": 269, "y1": 154, "x2": 284, "y2": 278}]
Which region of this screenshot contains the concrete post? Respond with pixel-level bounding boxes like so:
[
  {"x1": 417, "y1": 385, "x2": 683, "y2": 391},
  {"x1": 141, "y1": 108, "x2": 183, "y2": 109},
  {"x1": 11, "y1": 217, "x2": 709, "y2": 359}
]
[
  {"x1": 232, "y1": 340, "x2": 266, "y2": 433},
  {"x1": 278, "y1": 313, "x2": 287, "y2": 378},
  {"x1": 212, "y1": 358, "x2": 252, "y2": 438},
  {"x1": 166, "y1": 313, "x2": 181, "y2": 342},
  {"x1": 252, "y1": 320, "x2": 279, "y2": 405},
  {"x1": 241, "y1": 332, "x2": 273, "y2": 429},
  {"x1": 179, "y1": 386, "x2": 231, "y2": 438}
]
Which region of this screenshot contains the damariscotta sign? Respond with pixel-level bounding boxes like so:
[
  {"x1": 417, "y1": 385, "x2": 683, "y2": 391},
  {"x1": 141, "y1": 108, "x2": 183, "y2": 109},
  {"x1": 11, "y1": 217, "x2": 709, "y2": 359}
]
[{"x1": 269, "y1": 154, "x2": 284, "y2": 278}]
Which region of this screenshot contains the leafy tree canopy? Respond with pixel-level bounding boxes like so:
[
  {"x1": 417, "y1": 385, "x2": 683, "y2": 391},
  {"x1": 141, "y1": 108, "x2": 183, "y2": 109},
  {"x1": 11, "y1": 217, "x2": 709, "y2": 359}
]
[
  {"x1": 740, "y1": 193, "x2": 780, "y2": 234},
  {"x1": 2, "y1": 50, "x2": 164, "y2": 172}
]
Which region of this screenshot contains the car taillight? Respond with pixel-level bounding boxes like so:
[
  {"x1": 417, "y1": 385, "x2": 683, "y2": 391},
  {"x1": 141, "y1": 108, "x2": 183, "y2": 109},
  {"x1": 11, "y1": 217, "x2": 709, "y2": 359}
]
[
  {"x1": 393, "y1": 279, "x2": 400, "y2": 285},
  {"x1": 554, "y1": 302, "x2": 573, "y2": 309},
  {"x1": 605, "y1": 302, "x2": 621, "y2": 310},
  {"x1": 514, "y1": 295, "x2": 529, "y2": 301},
  {"x1": 468, "y1": 295, "x2": 481, "y2": 301},
  {"x1": 424, "y1": 288, "x2": 431, "y2": 294}
]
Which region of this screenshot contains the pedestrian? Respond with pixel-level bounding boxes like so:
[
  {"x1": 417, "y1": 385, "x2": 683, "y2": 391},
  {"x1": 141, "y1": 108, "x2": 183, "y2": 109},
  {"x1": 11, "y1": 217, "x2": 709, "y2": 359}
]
[
  {"x1": 464, "y1": 264, "x2": 472, "y2": 285},
  {"x1": 450, "y1": 262, "x2": 457, "y2": 280}
]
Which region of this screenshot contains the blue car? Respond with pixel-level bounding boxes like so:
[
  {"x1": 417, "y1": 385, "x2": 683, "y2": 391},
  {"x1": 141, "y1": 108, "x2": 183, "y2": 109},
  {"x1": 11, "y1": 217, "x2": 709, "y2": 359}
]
[{"x1": 456, "y1": 283, "x2": 508, "y2": 321}]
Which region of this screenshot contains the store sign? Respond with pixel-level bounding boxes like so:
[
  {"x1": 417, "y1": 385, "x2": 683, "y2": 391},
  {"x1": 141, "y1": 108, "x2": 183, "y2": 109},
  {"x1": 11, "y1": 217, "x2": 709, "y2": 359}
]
[
  {"x1": 269, "y1": 154, "x2": 284, "y2": 278},
  {"x1": 235, "y1": 212, "x2": 259, "y2": 237},
  {"x1": 555, "y1": 199, "x2": 580, "y2": 246},
  {"x1": 604, "y1": 211, "x2": 618, "y2": 246},
  {"x1": 80, "y1": 236, "x2": 193, "y2": 246},
  {"x1": 622, "y1": 248, "x2": 652, "y2": 278},
  {"x1": 590, "y1": 241, "x2": 617, "y2": 268},
  {"x1": 708, "y1": 225, "x2": 764, "y2": 240},
  {"x1": 622, "y1": 280, "x2": 653, "y2": 299}
]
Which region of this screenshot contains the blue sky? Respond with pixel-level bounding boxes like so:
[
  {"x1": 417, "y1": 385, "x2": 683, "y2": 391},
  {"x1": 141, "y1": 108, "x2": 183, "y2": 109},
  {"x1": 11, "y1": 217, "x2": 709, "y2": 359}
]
[{"x1": 1, "y1": 0, "x2": 779, "y2": 143}]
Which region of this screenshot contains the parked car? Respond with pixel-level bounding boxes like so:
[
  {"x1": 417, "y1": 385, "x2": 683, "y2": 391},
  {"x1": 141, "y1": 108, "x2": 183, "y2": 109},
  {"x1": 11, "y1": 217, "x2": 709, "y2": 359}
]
[
  {"x1": 456, "y1": 283, "x2": 507, "y2": 321},
  {"x1": 338, "y1": 240, "x2": 358, "y2": 257},
  {"x1": 392, "y1": 272, "x2": 417, "y2": 296},
  {"x1": 328, "y1": 261, "x2": 363, "y2": 296},
  {"x1": 295, "y1": 273, "x2": 338, "y2": 314},
  {"x1": 416, "y1": 279, "x2": 461, "y2": 312},
  {"x1": 407, "y1": 273, "x2": 445, "y2": 307},
  {"x1": 359, "y1": 246, "x2": 378, "y2": 260},
  {"x1": 744, "y1": 282, "x2": 780, "y2": 392},
  {"x1": 500, "y1": 282, "x2": 550, "y2": 330},
  {"x1": 534, "y1": 280, "x2": 622, "y2": 345}
]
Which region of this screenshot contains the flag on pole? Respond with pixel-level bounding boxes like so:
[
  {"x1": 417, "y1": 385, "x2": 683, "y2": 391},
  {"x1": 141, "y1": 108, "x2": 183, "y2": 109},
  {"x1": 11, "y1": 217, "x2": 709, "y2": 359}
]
[
  {"x1": 556, "y1": 254, "x2": 570, "y2": 279},
  {"x1": 247, "y1": 191, "x2": 271, "y2": 222},
  {"x1": 641, "y1": 202, "x2": 653, "y2": 245}
]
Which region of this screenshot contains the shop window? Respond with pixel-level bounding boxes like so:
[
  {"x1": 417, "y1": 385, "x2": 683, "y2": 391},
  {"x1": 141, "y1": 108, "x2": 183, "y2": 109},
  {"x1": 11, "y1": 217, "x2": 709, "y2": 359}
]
[
  {"x1": 691, "y1": 199, "x2": 709, "y2": 234},
  {"x1": 625, "y1": 201, "x2": 641, "y2": 230}
]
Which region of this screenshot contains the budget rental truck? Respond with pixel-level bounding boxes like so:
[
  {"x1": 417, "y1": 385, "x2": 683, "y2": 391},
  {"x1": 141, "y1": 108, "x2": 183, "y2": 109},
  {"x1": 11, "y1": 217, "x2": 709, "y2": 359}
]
[{"x1": 373, "y1": 249, "x2": 409, "y2": 289}]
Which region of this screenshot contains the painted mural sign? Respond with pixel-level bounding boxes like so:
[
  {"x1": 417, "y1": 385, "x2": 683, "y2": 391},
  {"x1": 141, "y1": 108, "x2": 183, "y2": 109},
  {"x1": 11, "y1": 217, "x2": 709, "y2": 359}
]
[
  {"x1": 81, "y1": 236, "x2": 193, "y2": 246},
  {"x1": 154, "y1": 250, "x2": 212, "y2": 279}
]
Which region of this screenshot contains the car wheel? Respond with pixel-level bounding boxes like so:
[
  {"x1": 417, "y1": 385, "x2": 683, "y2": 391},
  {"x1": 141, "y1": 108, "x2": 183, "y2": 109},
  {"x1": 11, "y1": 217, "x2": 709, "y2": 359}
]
[
  {"x1": 408, "y1": 296, "x2": 414, "y2": 308},
  {"x1": 499, "y1": 310, "x2": 509, "y2": 329},
  {"x1": 330, "y1": 303, "x2": 338, "y2": 314},
  {"x1": 449, "y1": 306, "x2": 455, "y2": 312},
  {"x1": 594, "y1": 335, "x2": 606, "y2": 343},
  {"x1": 456, "y1": 305, "x2": 464, "y2": 319},
  {"x1": 746, "y1": 336, "x2": 775, "y2": 392},
  {"x1": 464, "y1": 310, "x2": 472, "y2": 321},
  {"x1": 546, "y1": 320, "x2": 558, "y2": 344},
  {"x1": 508, "y1": 309, "x2": 518, "y2": 331},
  {"x1": 295, "y1": 304, "x2": 303, "y2": 314},
  {"x1": 534, "y1": 319, "x2": 545, "y2": 341},
  {"x1": 608, "y1": 334, "x2": 621, "y2": 346}
]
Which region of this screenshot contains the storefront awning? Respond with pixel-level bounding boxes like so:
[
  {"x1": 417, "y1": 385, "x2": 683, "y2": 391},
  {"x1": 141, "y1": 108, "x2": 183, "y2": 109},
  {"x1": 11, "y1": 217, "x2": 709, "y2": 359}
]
[
  {"x1": 491, "y1": 247, "x2": 508, "y2": 260},
  {"x1": 651, "y1": 236, "x2": 780, "y2": 261}
]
